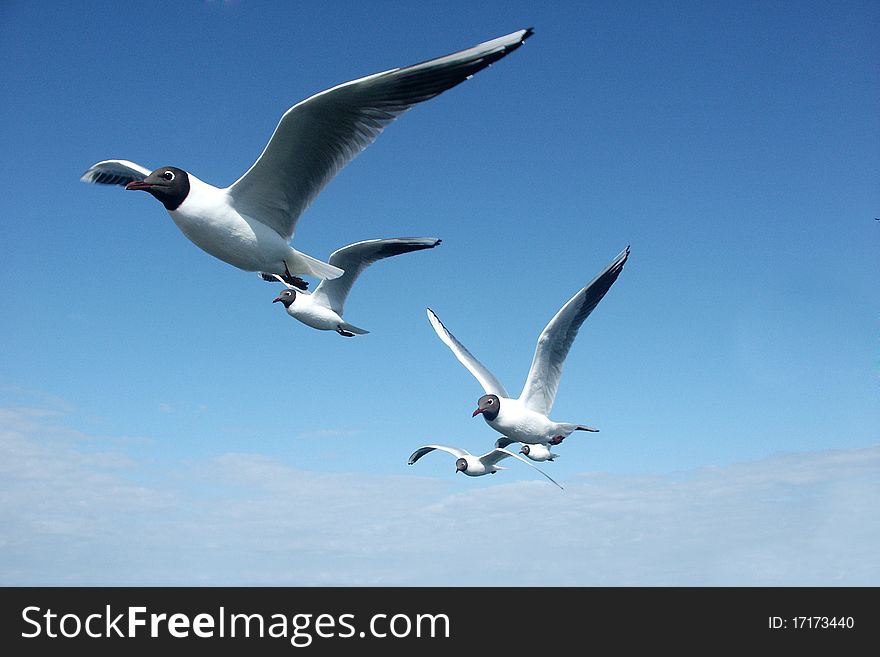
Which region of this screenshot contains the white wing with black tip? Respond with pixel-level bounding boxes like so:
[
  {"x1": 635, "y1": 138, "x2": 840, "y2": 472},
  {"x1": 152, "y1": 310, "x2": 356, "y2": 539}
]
[
  {"x1": 311, "y1": 237, "x2": 441, "y2": 314},
  {"x1": 519, "y1": 246, "x2": 630, "y2": 416},
  {"x1": 408, "y1": 444, "x2": 470, "y2": 465},
  {"x1": 479, "y1": 448, "x2": 563, "y2": 490},
  {"x1": 426, "y1": 308, "x2": 510, "y2": 398},
  {"x1": 80, "y1": 160, "x2": 151, "y2": 187},
  {"x1": 226, "y1": 28, "x2": 534, "y2": 241}
]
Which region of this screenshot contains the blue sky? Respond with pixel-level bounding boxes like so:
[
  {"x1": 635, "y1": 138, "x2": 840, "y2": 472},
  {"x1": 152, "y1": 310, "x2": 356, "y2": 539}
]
[{"x1": 1, "y1": 1, "x2": 877, "y2": 585}]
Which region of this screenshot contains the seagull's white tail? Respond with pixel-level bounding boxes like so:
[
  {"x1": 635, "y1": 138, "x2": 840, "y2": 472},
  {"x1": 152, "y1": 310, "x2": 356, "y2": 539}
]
[
  {"x1": 287, "y1": 250, "x2": 345, "y2": 280},
  {"x1": 557, "y1": 423, "x2": 599, "y2": 436}
]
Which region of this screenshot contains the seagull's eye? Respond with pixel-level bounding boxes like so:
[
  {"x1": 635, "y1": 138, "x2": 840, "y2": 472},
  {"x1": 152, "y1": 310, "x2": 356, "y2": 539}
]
[
  {"x1": 162, "y1": 171, "x2": 175, "y2": 181},
  {"x1": 487, "y1": 399, "x2": 494, "y2": 405}
]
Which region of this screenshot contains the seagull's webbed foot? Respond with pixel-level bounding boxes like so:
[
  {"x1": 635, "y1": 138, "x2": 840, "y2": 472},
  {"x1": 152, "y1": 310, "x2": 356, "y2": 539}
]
[
  {"x1": 549, "y1": 436, "x2": 565, "y2": 446},
  {"x1": 283, "y1": 262, "x2": 309, "y2": 291},
  {"x1": 286, "y1": 275, "x2": 308, "y2": 290}
]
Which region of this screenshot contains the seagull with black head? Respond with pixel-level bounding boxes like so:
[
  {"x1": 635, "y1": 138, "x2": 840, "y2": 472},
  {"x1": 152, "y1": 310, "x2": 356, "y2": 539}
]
[
  {"x1": 407, "y1": 444, "x2": 562, "y2": 489},
  {"x1": 271, "y1": 236, "x2": 440, "y2": 336},
  {"x1": 81, "y1": 29, "x2": 534, "y2": 289},
  {"x1": 427, "y1": 246, "x2": 630, "y2": 448}
]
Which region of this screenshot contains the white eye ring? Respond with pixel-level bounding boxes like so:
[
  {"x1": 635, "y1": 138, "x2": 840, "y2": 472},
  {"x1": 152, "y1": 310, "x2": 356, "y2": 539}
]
[
  {"x1": 487, "y1": 399, "x2": 494, "y2": 404},
  {"x1": 162, "y1": 170, "x2": 175, "y2": 181}
]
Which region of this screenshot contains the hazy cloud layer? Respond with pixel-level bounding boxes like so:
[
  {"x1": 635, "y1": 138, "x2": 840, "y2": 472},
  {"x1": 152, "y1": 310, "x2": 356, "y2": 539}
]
[{"x1": 1, "y1": 405, "x2": 877, "y2": 585}]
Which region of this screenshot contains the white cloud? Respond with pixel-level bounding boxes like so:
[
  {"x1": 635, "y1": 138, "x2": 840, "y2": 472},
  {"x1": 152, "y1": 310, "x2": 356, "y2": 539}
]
[{"x1": 0, "y1": 404, "x2": 877, "y2": 585}]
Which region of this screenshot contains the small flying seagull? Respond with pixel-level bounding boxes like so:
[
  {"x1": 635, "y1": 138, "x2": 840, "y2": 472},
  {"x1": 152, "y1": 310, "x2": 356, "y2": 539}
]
[
  {"x1": 81, "y1": 28, "x2": 533, "y2": 289},
  {"x1": 427, "y1": 245, "x2": 630, "y2": 447},
  {"x1": 495, "y1": 436, "x2": 560, "y2": 462},
  {"x1": 407, "y1": 444, "x2": 563, "y2": 489},
  {"x1": 271, "y1": 237, "x2": 440, "y2": 336}
]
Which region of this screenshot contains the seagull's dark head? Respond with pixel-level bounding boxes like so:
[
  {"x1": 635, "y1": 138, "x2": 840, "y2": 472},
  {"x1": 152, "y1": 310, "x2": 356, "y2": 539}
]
[
  {"x1": 125, "y1": 166, "x2": 190, "y2": 211},
  {"x1": 273, "y1": 289, "x2": 296, "y2": 308},
  {"x1": 472, "y1": 394, "x2": 500, "y2": 421},
  {"x1": 455, "y1": 457, "x2": 468, "y2": 473},
  {"x1": 519, "y1": 445, "x2": 530, "y2": 456}
]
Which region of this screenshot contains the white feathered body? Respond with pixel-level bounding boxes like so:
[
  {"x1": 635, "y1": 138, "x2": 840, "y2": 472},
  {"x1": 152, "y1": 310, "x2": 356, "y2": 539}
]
[
  {"x1": 461, "y1": 456, "x2": 498, "y2": 477},
  {"x1": 167, "y1": 174, "x2": 302, "y2": 274},
  {"x1": 485, "y1": 397, "x2": 581, "y2": 445},
  {"x1": 520, "y1": 443, "x2": 559, "y2": 462},
  {"x1": 281, "y1": 292, "x2": 367, "y2": 334}
]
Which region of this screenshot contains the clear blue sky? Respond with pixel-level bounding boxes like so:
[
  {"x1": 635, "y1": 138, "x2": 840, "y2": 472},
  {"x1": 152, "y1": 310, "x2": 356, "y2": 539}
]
[{"x1": 1, "y1": 1, "x2": 877, "y2": 585}]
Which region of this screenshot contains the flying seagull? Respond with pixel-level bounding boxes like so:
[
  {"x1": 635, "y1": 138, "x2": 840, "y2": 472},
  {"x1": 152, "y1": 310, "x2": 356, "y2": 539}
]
[
  {"x1": 81, "y1": 28, "x2": 534, "y2": 289},
  {"x1": 271, "y1": 236, "x2": 441, "y2": 336},
  {"x1": 495, "y1": 436, "x2": 560, "y2": 462},
  {"x1": 427, "y1": 245, "x2": 630, "y2": 447},
  {"x1": 407, "y1": 444, "x2": 562, "y2": 489}
]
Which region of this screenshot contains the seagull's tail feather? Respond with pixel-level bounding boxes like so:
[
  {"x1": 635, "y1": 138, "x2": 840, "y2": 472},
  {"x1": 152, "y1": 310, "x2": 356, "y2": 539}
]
[
  {"x1": 552, "y1": 423, "x2": 599, "y2": 439},
  {"x1": 558, "y1": 423, "x2": 598, "y2": 434},
  {"x1": 286, "y1": 250, "x2": 345, "y2": 281}
]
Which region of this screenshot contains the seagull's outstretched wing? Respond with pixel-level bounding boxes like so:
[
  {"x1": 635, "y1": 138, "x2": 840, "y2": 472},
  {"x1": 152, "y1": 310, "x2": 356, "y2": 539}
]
[
  {"x1": 519, "y1": 246, "x2": 630, "y2": 416},
  {"x1": 80, "y1": 160, "x2": 152, "y2": 187},
  {"x1": 226, "y1": 28, "x2": 533, "y2": 241},
  {"x1": 311, "y1": 237, "x2": 441, "y2": 314},
  {"x1": 426, "y1": 308, "x2": 509, "y2": 398},
  {"x1": 408, "y1": 444, "x2": 469, "y2": 465},
  {"x1": 480, "y1": 448, "x2": 563, "y2": 490}
]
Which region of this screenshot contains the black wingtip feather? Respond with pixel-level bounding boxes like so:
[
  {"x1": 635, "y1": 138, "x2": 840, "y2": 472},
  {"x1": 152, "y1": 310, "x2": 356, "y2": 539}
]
[{"x1": 376, "y1": 238, "x2": 442, "y2": 259}]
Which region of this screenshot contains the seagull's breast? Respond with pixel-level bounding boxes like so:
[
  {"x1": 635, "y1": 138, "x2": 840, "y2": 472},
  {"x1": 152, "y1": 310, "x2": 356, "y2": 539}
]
[
  {"x1": 527, "y1": 444, "x2": 554, "y2": 461},
  {"x1": 490, "y1": 400, "x2": 557, "y2": 444},
  {"x1": 285, "y1": 295, "x2": 343, "y2": 331},
  {"x1": 168, "y1": 175, "x2": 290, "y2": 271},
  {"x1": 465, "y1": 457, "x2": 489, "y2": 477}
]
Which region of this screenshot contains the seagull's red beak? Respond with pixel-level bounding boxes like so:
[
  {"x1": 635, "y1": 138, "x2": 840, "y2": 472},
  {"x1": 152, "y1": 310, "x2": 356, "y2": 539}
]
[
  {"x1": 472, "y1": 408, "x2": 484, "y2": 417},
  {"x1": 125, "y1": 181, "x2": 152, "y2": 191},
  {"x1": 272, "y1": 295, "x2": 284, "y2": 303}
]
